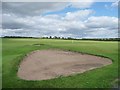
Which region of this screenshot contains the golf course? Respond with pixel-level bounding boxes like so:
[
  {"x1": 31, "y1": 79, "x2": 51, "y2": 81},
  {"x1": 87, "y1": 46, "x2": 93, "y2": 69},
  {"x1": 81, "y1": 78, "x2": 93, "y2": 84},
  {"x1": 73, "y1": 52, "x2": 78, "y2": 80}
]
[{"x1": 2, "y1": 38, "x2": 119, "y2": 88}]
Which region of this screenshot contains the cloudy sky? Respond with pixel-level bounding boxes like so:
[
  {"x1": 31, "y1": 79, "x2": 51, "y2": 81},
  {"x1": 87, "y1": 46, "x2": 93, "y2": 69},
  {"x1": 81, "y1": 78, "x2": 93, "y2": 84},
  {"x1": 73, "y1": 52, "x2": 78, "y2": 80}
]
[{"x1": 1, "y1": 1, "x2": 118, "y2": 38}]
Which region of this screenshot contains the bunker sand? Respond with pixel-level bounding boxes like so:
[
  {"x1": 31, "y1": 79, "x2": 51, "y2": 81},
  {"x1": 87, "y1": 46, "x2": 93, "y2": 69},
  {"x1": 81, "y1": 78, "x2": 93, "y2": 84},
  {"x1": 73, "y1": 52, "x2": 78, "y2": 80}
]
[{"x1": 18, "y1": 50, "x2": 112, "y2": 80}]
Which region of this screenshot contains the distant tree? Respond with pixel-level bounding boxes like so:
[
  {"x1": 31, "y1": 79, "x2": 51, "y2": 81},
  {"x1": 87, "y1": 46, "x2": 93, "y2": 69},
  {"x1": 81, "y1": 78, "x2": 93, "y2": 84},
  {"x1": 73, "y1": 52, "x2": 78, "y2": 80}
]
[
  {"x1": 54, "y1": 36, "x2": 57, "y2": 39},
  {"x1": 49, "y1": 36, "x2": 52, "y2": 39},
  {"x1": 67, "y1": 37, "x2": 73, "y2": 40},
  {"x1": 58, "y1": 37, "x2": 60, "y2": 39},
  {"x1": 61, "y1": 37, "x2": 64, "y2": 39}
]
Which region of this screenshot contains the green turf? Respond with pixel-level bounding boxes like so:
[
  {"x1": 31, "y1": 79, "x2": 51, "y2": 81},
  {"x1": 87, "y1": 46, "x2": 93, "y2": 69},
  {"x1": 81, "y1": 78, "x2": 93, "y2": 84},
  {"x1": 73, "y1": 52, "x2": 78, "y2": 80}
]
[
  {"x1": 2, "y1": 38, "x2": 119, "y2": 88},
  {"x1": 0, "y1": 38, "x2": 2, "y2": 89}
]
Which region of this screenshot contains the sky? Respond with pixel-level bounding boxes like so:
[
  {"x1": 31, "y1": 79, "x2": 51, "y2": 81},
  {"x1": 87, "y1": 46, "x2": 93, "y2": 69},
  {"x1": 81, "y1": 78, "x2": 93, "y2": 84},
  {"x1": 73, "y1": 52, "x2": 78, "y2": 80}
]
[{"x1": 1, "y1": 1, "x2": 119, "y2": 38}]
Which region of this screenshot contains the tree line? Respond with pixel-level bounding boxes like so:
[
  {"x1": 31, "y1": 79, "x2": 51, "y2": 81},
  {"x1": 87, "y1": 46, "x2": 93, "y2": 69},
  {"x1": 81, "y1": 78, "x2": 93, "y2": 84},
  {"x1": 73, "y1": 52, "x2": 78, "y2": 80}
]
[{"x1": 2, "y1": 36, "x2": 120, "y2": 41}]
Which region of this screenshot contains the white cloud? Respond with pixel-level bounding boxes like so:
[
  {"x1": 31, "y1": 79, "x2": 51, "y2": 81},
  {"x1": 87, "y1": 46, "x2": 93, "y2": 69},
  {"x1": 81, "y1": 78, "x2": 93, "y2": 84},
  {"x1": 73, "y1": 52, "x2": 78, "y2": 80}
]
[
  {"x1": 2, "y1": 2, "x2": 118, "y2": 38},
  {"x1": 2, "y1": 2, "x2": 68, "y2": 16},
  {"x1": 70, "y1": 0, "x2": 94, "y2": 8},
  {"x1": 2, "y1": 10, "x2": 118, "y2": 38},
  {"x1": 85, "y1": 16, "x2": 118, "y2": 29},
  {"x1": 64, "y1": 10, "x2": 93, "y2": 21},
  {"x1": 111, "y1": 0, "x2": 119, "y2": 7},
  {"x1": 2, "y1": 1, "x2": 94, "y2": 17},
  {"x1": 105, "y1": 4, "x2": 110, "y2": 9},
  {"x1": 86, "y1": 28, "x2": 118, "y2": 38}
]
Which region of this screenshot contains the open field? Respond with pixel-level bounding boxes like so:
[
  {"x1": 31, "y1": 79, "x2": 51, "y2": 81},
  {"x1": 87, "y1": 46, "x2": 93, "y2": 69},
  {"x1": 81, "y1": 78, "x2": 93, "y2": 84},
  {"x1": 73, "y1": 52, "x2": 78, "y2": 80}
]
[{"x1": 2, "y1": 38, "x2": 119, "y2": 88}]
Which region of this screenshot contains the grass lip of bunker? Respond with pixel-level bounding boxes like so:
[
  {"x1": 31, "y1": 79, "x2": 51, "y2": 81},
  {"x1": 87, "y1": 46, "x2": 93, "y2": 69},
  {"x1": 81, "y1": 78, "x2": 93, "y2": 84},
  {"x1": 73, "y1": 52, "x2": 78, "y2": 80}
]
[{"x1": 17, "y1": 49, "x2": 112, "y2": 80}]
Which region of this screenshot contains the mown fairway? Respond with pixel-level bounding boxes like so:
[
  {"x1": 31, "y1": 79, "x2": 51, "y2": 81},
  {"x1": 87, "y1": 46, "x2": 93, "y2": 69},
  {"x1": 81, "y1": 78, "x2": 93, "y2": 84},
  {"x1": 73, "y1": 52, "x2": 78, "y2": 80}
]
[{"x1": 2, "y1": 38, "x2": 118, "y2": 88}]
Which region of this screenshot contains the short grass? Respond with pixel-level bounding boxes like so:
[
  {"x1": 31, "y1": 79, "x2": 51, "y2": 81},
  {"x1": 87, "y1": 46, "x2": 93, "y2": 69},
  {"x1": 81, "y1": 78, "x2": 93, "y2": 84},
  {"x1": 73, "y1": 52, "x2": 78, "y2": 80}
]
[
  {"x1": 2, "y1": 38, "x2": 119, "y2": 88},
  {"x1": 0, "y1": 38, "x2": 2, "y2": 89}
]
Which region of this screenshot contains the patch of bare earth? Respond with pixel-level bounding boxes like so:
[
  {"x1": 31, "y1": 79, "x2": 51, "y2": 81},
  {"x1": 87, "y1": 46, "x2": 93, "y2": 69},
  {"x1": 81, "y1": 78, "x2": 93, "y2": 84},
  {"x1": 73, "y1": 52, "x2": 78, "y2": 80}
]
[{"x1": 17, "y1": 50, "x2": 112, "y2": 80}]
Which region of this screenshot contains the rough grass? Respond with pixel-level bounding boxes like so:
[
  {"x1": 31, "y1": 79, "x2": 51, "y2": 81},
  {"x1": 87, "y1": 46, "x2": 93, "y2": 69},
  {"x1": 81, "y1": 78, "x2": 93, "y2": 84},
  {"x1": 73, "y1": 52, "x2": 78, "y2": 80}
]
[{"x1": 2, "y1": 38, "x2": 119, "y2": 88}]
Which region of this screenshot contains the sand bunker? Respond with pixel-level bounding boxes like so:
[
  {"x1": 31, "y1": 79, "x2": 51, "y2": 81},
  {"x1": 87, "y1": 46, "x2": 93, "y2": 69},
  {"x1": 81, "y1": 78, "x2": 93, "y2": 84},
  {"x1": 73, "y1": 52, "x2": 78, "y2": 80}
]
[{"x1": 18, "y1": 50, "x2": 112, "y2": 80}]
